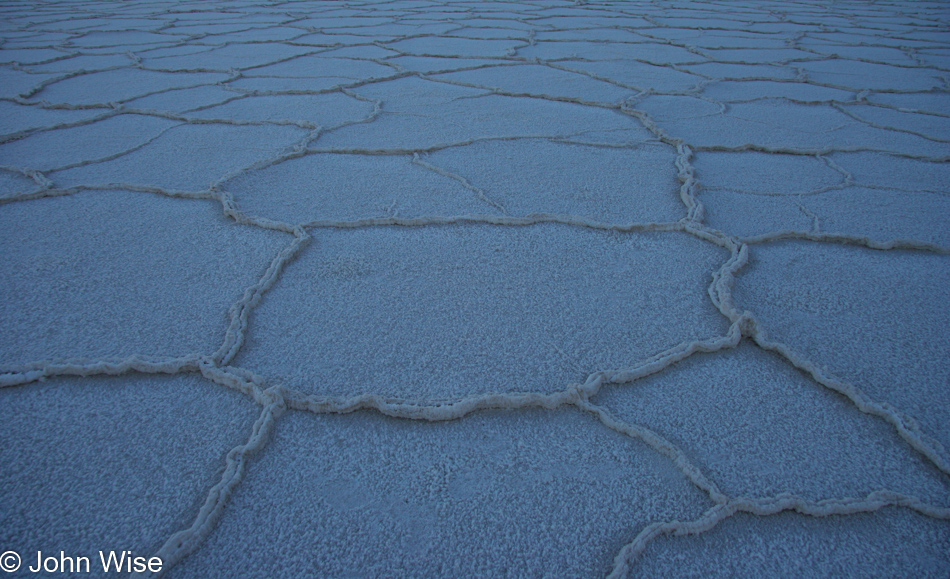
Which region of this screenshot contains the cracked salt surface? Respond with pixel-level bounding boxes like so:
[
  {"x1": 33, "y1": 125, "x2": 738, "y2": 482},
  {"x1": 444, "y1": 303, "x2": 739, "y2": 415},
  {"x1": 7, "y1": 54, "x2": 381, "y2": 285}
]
[
  {"x1": 0, "y1": 374, "x2": 260, "y2": 569},
  {"x1": 0, "y1": 0, "x2": 948, "y2": 577}
]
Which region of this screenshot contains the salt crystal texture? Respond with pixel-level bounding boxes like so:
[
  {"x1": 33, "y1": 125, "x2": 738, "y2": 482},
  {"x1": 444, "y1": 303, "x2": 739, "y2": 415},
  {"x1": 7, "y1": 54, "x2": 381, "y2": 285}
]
[{"x1": 1, "y1": 0, "x2": 948, "y2": 577}]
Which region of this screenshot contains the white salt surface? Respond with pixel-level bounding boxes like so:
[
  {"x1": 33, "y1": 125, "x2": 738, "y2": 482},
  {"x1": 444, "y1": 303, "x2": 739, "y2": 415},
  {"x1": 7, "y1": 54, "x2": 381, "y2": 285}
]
[
  {"x1": 636, "y1": 510, "x2": 950, "y2": 578},
  {"x1": 171, "y1": 409, "x2": 709, "y2": 578},
  {"x1": 0, "y1": 191, "x2": 289, "y2": 363},
  {"x1": 0, "y1": 0, "x2": 948, "y2": 578},
  {"x1": 0, "y1": 374, "x2": 260, "y2": 572},
  {"x1": 234, "y1": 226, "x2": 726, "y2": 400}
]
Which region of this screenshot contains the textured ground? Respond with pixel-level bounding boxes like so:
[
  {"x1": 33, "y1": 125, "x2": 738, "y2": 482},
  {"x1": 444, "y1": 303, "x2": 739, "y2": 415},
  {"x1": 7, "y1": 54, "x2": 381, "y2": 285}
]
[{"x1": 1, "y1": 1, "x2": 949, "y2": 577}]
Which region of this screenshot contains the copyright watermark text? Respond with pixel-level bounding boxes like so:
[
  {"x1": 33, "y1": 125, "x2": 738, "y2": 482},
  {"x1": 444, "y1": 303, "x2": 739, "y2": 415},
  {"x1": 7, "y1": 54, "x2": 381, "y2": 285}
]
[{"x1": 0, "y1": 550, "x2": 162, "y2": 574}]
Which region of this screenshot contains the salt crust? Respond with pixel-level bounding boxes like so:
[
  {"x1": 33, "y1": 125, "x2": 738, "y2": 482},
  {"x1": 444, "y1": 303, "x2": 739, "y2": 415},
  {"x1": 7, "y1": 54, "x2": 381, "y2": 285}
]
[{"x1": 1, "y1": 0, "x2": 948, "y2": 577}]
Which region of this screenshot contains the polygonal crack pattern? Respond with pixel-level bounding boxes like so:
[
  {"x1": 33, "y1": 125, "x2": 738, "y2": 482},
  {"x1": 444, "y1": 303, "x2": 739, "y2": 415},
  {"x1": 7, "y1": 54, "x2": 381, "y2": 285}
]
[{"x1": 0, "y1": 0, "x2": 947, "y2": 577}]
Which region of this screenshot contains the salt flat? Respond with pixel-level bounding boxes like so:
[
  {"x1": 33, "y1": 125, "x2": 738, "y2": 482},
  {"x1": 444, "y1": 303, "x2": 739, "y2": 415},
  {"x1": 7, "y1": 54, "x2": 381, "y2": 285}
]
[{"x1": 1, "y1": 1, "x2": 948, "y2": 577}]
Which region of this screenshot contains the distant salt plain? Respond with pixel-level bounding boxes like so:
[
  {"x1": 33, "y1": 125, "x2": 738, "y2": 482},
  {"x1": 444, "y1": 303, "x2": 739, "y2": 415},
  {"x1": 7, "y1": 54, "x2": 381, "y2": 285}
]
[{"x1": 1, "y1": 0, "x2": 948, "y2": 577}]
